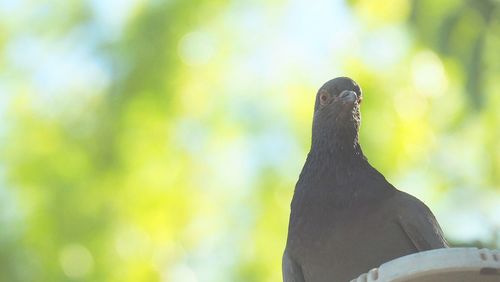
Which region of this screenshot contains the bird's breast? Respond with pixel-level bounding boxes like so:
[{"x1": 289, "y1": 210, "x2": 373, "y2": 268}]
[{"x1": 286, "y1": 193, "x2": 417, "y2": 281}]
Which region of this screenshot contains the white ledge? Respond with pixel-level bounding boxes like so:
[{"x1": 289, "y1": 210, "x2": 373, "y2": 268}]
[{"x1": 351, "y1": 248, "x2": 500, "y2": 282}]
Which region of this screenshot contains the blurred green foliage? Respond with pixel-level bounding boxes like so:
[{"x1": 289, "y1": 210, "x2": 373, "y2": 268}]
[{"x1": 0, "y1": 0, "x2": 499, "y2": 281}]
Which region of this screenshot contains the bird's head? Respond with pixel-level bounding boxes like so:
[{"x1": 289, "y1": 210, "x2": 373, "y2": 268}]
[{"x1": 312, "y1": 77, "x2": 363, "y2": 151}]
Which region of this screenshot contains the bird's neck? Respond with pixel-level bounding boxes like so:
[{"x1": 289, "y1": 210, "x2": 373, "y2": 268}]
[
  {"x1": 310, "y1": 120, "x2": 363, "y2": 161},
  {"x1": 295, "y1": 123, "x2": 393, "y2": 208},
  {"x1": 304, "y1": 123, "x2": 369, "y2": 186},
  {"x1": 308, "y1": 140, "x2": 366, "y2": 174}
]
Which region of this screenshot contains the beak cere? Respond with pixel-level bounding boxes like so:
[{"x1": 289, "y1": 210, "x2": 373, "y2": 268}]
[{"x1": 339, "y1": 90, "x2": 358, "y2": 104}]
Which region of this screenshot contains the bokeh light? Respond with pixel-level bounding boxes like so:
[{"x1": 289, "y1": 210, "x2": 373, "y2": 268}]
[{"x1": 1, "y1": 0, "x2": 499, "y2": 281}]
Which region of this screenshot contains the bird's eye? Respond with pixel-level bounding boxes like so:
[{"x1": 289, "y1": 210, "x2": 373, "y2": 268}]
[{"x1": 319, "y1": 91, "x2": 329, "y2": 106}]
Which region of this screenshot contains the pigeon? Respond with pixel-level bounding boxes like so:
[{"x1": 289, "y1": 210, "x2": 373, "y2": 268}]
[{"x1": 283, "y1": 77, "x2": 448, "y2": 282}]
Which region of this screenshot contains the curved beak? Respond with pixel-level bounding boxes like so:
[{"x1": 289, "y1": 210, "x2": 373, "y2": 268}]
[{"x1": 339, "y1": 90, "x2": 357, "y2": 103}]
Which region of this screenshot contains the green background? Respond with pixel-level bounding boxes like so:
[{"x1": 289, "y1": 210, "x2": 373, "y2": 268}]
[{"x1": 1, "y1": 0, "x2": 499, "y2": 281}]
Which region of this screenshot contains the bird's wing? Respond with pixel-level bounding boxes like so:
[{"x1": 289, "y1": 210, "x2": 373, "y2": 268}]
[
  {"x1": 396, "y1": 194, "x2": 448, "y2": 251},
  {"x1": 283, "y1": 250, "x2": 305, "y2": 282}
]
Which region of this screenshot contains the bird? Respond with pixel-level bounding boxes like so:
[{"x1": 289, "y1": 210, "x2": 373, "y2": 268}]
[{"x1": 283, "y1": 77, "x2": 448, "y2": 282}]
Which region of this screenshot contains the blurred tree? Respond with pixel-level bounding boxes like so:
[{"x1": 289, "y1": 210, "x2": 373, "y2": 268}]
[
  {"x1": 0, "y1": 0, "x2": 498, "y2": 282},
  {"x1": 2, "y1": 1, "x2": 228, "y2": 281},
  {"x1": 409, "y1": 0, "x2": 500, "y2": 109}
]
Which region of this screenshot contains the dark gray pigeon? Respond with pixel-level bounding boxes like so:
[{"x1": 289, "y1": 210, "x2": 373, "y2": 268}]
[{"x1": 283, "y1": 77, "x2": 448, "y2": 282}]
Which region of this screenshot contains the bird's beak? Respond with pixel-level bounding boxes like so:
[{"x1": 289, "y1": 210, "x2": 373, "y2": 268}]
[{"x1": 339, "y1": 90, "x2": 357, "y2": 104}]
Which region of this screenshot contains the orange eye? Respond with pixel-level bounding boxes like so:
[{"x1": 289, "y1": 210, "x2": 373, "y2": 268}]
[{"x1": 319, "y1": 91, "x2": 329, "y2": 105}]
